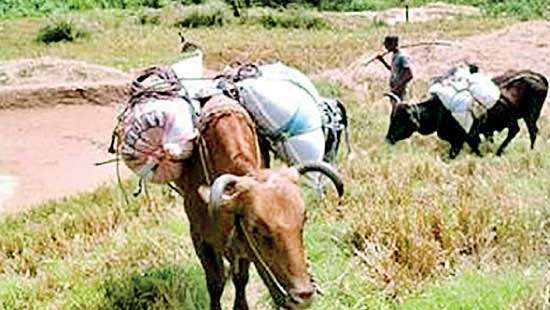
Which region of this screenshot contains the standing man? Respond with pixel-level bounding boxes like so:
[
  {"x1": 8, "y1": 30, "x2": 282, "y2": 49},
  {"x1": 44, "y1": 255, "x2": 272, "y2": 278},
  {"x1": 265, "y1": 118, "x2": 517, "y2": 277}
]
[{"x1": 376, "y1": 35, "x2": 413, "y2": 100}]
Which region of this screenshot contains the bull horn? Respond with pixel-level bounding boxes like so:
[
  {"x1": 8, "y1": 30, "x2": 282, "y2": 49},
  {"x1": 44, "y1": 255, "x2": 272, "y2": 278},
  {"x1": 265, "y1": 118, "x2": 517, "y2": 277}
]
[
  {"x1": 209, "y1": 174, "x2": 241, "y2": 220},
  {"x1": 383, "y1": 92, "x2": 401, "y2": 107},
  {"x1": 295, "y1": 161, "x2": 344, "y2": 197}
]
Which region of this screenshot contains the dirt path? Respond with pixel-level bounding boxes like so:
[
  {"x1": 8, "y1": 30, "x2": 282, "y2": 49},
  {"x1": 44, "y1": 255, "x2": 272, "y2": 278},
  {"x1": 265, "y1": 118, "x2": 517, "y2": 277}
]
[
  {"x1": 319, "y1": 21, "x2": 550, "y2": 92},
  {"x1": 0, "y1": 105, "x2": 128, "y2": 213}
]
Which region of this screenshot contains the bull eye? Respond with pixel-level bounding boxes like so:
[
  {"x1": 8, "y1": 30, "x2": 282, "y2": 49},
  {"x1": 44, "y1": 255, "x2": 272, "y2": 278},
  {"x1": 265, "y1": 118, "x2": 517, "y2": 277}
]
[{"x1": 263, "y1": 235, "x2": 274, "y2": 247}]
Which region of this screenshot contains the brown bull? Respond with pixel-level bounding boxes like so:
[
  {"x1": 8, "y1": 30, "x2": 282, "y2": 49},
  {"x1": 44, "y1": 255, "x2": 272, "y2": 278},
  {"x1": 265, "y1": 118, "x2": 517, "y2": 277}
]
[{"x1": 174, "y1": 95, "x2": 344, "y2": 309}]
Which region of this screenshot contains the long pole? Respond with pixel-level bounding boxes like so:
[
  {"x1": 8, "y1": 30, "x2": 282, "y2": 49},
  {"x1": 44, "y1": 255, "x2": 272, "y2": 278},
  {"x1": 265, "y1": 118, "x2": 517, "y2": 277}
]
[{"x1": 361, "y1": 41, "x2": 454, "y2": 67}]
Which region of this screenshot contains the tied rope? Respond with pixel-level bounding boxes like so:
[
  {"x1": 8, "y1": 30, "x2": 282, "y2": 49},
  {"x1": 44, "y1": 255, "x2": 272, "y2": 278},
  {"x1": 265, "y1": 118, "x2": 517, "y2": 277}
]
[{"x1": 108, "y1": 66, "x2": 189, "y2": 201}]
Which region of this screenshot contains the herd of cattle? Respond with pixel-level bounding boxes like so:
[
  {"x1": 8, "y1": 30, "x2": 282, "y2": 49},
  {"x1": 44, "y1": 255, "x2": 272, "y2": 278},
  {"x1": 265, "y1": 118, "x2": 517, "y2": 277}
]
[{"x1": 109, "y1": 43, "x2": 548, "y2": 309}]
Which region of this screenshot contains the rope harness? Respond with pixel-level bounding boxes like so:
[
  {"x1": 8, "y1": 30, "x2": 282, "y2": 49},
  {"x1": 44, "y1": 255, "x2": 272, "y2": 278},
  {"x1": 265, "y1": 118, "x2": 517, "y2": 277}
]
[
  {"x1": 108, "y1": 66, "x2": 198, "y2": 199},
  {"x1": 238, "y1": 219, "x2": 290, "y2": 307},
  {"x1": 196, "y1": 96, "x2": 293, "y2": 308}
]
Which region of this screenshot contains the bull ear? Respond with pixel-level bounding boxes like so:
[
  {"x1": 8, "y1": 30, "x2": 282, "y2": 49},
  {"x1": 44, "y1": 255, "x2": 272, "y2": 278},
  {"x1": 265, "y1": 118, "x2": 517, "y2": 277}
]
[{"x1": 198, "y1": 185, "x2": 212, "y2": 204}]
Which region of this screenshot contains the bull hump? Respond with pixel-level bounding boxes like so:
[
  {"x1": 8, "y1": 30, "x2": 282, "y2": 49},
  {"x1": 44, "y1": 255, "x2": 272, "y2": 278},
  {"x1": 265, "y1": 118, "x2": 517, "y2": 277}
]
[{"x1": 198, "y1": 95, "x2": 255, "y2": 132}]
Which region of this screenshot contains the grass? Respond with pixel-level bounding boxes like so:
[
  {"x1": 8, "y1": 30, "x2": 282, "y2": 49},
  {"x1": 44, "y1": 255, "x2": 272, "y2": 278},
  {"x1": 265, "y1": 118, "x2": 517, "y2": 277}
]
[
  {"x1": 0, "y1": 8, "x2": 513, "y2": 71},
  {"x1": 1, "y1": 0, "x2": 548, "y2": 20},
  {"x1": 252, "y1": 8, "x2": 330, "y2": 30},
  {"x1": 0, "y1": 6, "x2": 549, "y2": 309},
  {"x1": 0, "y1": 78, "x2": 548, "y2": 308},
  {"x1": 174, "y1": 0, "x2": 234, "y2": 28}
]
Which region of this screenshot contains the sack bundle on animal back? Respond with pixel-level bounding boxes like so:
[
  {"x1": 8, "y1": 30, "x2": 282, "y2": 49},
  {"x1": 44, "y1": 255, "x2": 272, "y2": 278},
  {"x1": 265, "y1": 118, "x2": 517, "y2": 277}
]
[
  {"x1": 385, "y1": 66, "x2": 548, "y2": 158},
  {"x1": 111, "y1": 49, "x2": 211, "y2": 183},
  {"x1": 429, "y1": 64, "x2": 501, "y2": 133},
  {"x1": 218, "y1": 61, "x2": 349, "y2": 166}
]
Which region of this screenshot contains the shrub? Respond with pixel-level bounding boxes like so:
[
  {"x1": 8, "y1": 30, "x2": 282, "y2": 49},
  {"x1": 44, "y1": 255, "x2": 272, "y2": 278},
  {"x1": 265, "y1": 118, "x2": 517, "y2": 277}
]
[
  {"x1": 139, "y1": 0, "x2": 168, "y2": 9},
  {"x1": 258, "y1": 9, "x2": 329, "y2": 29},
  {"x1": 138, "y1": 9, "x2": 162, "y2": 25},
  {"x1": 175, "y1": 0, "x2": 233, "y2": 28},
  {"x1": 36, "y1": 18, "x2": 90, "y2": 44},
  {"x1": 102, "y1": 265, "x2": 209, "y2": 309}
]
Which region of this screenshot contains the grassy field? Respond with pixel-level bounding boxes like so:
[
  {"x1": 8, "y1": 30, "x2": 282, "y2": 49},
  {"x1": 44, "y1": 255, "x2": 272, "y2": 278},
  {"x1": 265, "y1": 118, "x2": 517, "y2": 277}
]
[
  {"x1": 0, "y1": 5, "x2": 513, "y2": 72},
  {"x1": 0, "y1": 6, "x2": 549, "y2": 310},
  {"x1": 1, "y1": 80, "x2": 548, "y2": 309}
]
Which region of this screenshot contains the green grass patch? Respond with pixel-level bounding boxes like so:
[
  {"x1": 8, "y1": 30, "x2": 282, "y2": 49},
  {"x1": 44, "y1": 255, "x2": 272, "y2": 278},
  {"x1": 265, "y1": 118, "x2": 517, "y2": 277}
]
[
  {"x1": 400, "y1": 267, "x2": 543, "y2": 309},
  {"x1": 102, "y1": 265, "x2": 208, "y2": 309}
]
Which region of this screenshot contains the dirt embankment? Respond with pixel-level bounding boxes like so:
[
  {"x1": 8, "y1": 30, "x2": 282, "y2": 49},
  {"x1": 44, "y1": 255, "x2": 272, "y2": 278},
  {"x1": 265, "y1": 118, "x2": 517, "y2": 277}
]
[
  {"x1": 321, "y1": 21, "x2": 550, "y2": 90},
  {"x1": 0, "y1": 57, "x2": 131, "y2": 109},
  {"x1": 324, "y1": 2, "x2": 481, "y2": 27}
]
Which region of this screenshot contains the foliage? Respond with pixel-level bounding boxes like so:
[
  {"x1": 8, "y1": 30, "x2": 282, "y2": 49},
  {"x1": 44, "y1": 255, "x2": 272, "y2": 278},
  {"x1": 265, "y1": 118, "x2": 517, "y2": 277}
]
[
  {"x1": 174, "y1": 0, "x2": 234, "y2": 28},
  {"x1": 137, "y1": 9, "x2": 162, "y2": 25},
  {"x1": 254, "y1": 8, "x2": 329, "y2": 29},
  {"x1": 35, "y1": 17, "x2": 90, "y2": 43},
  {"x1": 1, "y1": 0, "x2": 548, "y2": 20},
  {"x1": 102, "y1": 265, "x2": 209, "y2": 309}
]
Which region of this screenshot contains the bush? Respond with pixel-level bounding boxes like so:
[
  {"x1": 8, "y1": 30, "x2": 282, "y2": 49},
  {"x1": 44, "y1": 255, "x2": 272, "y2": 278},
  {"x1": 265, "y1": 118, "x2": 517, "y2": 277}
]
[
  {"x1": 139, "y1": 0, "x2": 168, "y2": 8},
  {"x1": 102, "y1": 265, "x2": 209, "y2": 309},
  {"x1": 258, "y1": 9, "x2": 329, "y2": 29},
  {"x1": 36, "y1": 18, "x2": 90, "y2": 44},
  {"x1": 175, "y1": 0, "x2": 233, "y2": 28},
  {"x1": 480, "y1": 0, "x2": 550, "y2": 20},
  {"x1": 138, "y1": 9, "x2": 162, "y2": 24}
]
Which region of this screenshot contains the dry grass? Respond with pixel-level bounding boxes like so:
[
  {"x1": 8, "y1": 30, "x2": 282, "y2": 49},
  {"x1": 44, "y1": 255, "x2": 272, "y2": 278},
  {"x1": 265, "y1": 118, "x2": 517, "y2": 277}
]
[
  {"x1": 0, "y1": 8, "x2": 513, "y2": 72},
  {"x1": 315, "y1": 78, "x2": 550, "y2": 302}
]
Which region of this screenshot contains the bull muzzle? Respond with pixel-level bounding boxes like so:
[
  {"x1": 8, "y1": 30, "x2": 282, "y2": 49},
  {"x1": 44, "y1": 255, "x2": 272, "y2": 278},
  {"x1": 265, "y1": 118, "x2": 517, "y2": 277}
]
[{"x1": 287, "y1": 285, "x2": 316, "y2": 308}]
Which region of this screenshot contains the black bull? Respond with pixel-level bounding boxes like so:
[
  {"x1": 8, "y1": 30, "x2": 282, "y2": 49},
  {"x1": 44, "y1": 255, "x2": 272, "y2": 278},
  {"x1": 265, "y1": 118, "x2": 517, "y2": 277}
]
[{"x1": 385, "y1": 70, "x2": 549, "y2": 158}]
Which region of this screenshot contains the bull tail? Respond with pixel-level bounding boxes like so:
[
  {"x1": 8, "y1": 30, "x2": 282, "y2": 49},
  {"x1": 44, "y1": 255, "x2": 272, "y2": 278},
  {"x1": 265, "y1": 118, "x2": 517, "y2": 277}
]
[{"x1": 336, "y1": 99, "x2": 352, "y2": 155}]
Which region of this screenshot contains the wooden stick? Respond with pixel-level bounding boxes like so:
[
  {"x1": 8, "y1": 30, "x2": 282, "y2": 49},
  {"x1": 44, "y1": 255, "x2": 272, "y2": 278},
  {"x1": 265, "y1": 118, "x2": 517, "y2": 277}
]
[{"x1": 361, "y1": 40, "x2": 454, "y2": 67}]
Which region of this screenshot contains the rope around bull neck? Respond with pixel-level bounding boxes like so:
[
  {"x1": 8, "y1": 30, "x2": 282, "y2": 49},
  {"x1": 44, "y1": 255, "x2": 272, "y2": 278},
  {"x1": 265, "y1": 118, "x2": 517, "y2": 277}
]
[{"x1": 237, "y1": 219, "x2": 290, "y2": 307}]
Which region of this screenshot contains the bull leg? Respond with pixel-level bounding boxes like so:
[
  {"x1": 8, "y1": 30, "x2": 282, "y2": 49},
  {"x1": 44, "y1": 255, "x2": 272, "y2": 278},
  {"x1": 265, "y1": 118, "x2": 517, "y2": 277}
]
[
  {"x1": 258, "y1": 136, "x2": 271, "y2": 168},
  {"x1": 192, "y1": 236, "x2": 227, "y2": 310},
  {"x1": 232, "y1": 258, "x2": 251, "y2": 310},
  {"x1": 483, "y1": 132, "x2": 494, "y2": 143},
  {"x1": 496, "y1": 121, "x2": 520, "y2": 156},
  {"x1": 449, "y1": 141, "x2": 464, "y2": 159},
  {"x1": 466, "y1": 135, "x2": 482, "y2": 157},
  {"x1": 524, "y1": 118, "x2": 538, "y2": 149}
]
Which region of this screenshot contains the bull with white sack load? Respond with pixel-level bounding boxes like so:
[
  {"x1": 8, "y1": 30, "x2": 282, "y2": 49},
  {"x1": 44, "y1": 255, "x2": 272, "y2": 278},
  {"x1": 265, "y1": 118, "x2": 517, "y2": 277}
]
[
  {"x1": 215, "y1": 61, "x2": 350, "y2": 167},
  {"x1": 384, "y1": 63, "x2": 548, "y2": 158},
  {"x1": 108, "y1": 46, "x2": 348, "y2": 193}
]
